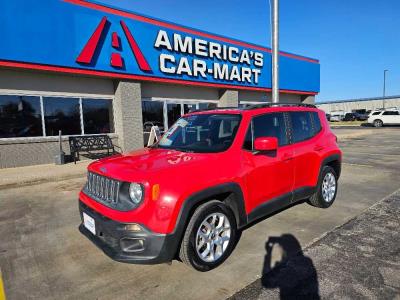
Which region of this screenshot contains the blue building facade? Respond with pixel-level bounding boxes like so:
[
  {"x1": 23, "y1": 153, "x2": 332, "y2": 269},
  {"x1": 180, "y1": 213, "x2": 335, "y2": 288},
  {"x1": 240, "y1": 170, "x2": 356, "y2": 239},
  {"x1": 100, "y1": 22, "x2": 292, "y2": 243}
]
[{"x1": 0, "y1": 0, "x2": 320, "y2": 168}]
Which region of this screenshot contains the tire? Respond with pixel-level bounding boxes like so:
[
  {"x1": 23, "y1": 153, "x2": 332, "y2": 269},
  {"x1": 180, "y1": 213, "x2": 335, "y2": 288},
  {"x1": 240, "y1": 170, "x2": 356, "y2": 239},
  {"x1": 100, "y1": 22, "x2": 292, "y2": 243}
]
[
  {"x1": 308, "y1": 166, "x2": 338, "y2": 208},
  {"x1": 373, "y1": 119, "x2": 383, "y2": 127},
  {"x1": 179, "y1": 200, "x2": 239, "y2": 271}
]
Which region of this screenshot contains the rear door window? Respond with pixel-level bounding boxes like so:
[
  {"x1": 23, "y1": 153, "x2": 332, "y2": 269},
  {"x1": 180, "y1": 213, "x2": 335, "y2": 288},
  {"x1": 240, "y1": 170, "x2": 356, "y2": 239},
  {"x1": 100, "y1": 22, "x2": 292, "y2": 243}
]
[
  {"x1": 383, "y1": 111, "x2": 400, "y2": 115},
  {"x1": 289, "y1": 112, "x2": 314, "y2": 143}
]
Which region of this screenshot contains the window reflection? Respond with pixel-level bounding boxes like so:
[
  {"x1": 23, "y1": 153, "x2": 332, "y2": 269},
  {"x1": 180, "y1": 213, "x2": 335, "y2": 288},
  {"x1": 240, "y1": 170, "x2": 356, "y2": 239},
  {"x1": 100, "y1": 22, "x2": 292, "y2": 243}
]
[
  {"x1": 167, "y1": 103, "x2": 181, "y2": 127},
  {"x1": 43, "y1": 97, "x2": 81, "y2": 136},
  {"x1": 142, "y1": 101, "x2": 164, "y2": 145},
  {"x1": 252, "y1": 113, "x2": 288, "y2": 147},
  {"x1": 0, "y1": 94, "x2": 220, "y2": 141},
  {"x1": 142, "y1": 101, "x2": 164, "y2": 131},
  {"x1": 198, "y1": 102, "x2": 217, "y2": 110},
  {"x1": 83, "y1": 99, "x2": 114, "y2": 134},
  {"x1": 183, "y1": 103, "x2": 197, "y2": 114},
  {"x1": 0, "y1": 95, "x2": 43, "y2": 138},
  {"x1": 290, "y1": 112, "x2": 313, "y2": 142}
]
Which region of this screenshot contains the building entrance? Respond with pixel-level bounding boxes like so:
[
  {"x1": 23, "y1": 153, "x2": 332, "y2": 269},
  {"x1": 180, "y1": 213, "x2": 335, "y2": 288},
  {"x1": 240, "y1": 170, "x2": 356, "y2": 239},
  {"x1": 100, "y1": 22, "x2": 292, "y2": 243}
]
[{"x1": 142, "y1": 98, "x2": 217, "y2": 145}]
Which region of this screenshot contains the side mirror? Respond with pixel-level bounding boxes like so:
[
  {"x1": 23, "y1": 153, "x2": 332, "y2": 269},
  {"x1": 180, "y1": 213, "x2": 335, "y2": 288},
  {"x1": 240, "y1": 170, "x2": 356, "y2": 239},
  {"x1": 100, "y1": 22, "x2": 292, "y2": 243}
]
[{"x1": 254, "y1": 137, "x2": 278, "y2": 151}]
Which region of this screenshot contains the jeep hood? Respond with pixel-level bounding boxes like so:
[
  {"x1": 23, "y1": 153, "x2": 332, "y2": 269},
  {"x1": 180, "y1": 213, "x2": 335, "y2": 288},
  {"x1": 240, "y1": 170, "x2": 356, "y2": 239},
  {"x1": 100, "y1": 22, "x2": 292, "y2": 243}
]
[{"x1": 88, "y1": 147, "x2": 218, "y2": 182}]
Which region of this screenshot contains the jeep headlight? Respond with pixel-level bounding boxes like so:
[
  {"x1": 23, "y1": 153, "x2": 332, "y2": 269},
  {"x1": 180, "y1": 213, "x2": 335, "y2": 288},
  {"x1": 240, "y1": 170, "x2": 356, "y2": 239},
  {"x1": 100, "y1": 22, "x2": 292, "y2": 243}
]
[{"x1": 129, "y1": 183, "x2": 143, "y2": 204}]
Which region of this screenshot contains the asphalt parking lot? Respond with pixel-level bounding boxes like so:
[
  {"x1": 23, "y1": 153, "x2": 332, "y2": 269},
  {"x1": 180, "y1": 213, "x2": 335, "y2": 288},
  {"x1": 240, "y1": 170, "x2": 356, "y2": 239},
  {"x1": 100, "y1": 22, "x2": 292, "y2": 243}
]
[
  {"x1": 231, "y1": 189, "x2": 400, "y2": 299},
  {"x1": 0, "y1": 127, "x2": 399, "y2": 300}
]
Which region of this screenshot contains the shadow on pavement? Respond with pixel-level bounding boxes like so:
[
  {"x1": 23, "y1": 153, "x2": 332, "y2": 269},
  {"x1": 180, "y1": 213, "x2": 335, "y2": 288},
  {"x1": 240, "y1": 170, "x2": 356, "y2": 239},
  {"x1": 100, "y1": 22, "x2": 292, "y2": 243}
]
[{"x1": 261, "y1": 234, "x2": 320, "y2": 299}]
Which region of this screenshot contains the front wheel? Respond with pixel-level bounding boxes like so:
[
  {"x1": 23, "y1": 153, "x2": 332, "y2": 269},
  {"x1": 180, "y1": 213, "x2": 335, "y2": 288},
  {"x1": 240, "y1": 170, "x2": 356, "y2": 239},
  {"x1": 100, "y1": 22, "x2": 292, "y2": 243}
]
[
  {"x1": 308, "y1": 166, "x2": 338, "y2": 208},
  {"x1": 179, "y1": 200, "x2": 239, "y2": 271}
]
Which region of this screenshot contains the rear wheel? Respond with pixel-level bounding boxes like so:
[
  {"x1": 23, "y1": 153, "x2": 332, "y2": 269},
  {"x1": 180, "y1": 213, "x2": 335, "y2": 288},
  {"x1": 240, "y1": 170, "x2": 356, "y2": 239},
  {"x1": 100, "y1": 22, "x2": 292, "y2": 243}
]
[
  {"x1": 309, "y1": 166, "x2": 338, "y2": 208},
  {"x1": 179, "y1": 200, "x2": 239, "y2": 271},
  {"x1": 373, "y1": 119, "x2": 383, "y2": 127}
]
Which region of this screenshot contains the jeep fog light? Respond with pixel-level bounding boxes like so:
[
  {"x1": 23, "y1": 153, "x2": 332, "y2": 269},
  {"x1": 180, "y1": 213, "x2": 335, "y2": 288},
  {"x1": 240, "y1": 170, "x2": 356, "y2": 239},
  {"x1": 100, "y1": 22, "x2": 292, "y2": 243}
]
[
  {"x1": 129, "y1": 183, "x2": 143, "y2": 204},
  {"x1": 125, "y1": 224, "x2": 142, "y2": 232},
  {"x1": 120, "y1": 237, "x2": 145, "y2": 252}
]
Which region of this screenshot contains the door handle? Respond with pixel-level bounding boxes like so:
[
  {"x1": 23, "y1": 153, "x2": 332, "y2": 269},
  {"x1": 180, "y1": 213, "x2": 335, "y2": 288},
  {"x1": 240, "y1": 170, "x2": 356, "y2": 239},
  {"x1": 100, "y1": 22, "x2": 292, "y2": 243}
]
[
  {"x1": 282, "y1": 153, "x2": 293, "y2": 161},
  {"x1": 314, "y1": 145, "x2": 324, "y2": 151}
]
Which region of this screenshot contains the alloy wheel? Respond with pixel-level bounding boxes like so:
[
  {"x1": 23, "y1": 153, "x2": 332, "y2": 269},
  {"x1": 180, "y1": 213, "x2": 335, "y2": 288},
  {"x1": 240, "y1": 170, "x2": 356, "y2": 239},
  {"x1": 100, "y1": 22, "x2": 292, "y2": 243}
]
[
  {"x1": 195, "y1": 213, "x2": 231, "y2": 263},
  {"x1": 322, "y1": 172, "x2": 336, "y2": 202}
]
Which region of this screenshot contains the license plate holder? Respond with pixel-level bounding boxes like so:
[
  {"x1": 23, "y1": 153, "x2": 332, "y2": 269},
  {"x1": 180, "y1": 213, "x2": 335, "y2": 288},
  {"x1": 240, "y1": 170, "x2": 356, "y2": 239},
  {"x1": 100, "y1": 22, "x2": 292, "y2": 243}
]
[{"x1": 83, "y1": 212, "x2": 96, "y2": 235}]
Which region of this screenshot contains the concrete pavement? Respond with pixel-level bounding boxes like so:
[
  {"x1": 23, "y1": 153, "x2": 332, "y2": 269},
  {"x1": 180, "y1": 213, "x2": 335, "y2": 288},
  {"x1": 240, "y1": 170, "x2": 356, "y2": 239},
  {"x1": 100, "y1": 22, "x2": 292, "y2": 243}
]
[
  {"x1": 0, "y1": 127, "x2": 399, "y2": 299},
  {"x1": 0, "y1": 160, "x2": 90, "y2": 190}
]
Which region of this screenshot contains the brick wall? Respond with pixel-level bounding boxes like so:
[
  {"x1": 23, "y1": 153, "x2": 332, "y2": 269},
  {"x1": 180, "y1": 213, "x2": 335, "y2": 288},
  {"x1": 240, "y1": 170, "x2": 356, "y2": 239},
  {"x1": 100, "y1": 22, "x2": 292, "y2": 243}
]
[{"x1": 0, "y1": 135, "x2": 119, "y2": 168}]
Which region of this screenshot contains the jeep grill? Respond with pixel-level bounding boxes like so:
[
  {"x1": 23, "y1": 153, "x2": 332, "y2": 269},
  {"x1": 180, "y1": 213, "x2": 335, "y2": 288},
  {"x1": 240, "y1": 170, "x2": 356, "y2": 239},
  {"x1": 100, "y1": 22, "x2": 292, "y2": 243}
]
[{"x1": 84, "y1": 172, "x2": 120, "y2": 205}]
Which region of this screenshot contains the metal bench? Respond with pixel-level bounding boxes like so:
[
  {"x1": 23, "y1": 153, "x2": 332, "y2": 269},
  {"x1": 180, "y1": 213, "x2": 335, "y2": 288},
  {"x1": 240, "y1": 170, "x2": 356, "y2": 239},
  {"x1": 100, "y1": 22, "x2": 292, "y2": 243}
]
[{"x1": 69, "y1": 135, "x2": 116, "y2": 164}]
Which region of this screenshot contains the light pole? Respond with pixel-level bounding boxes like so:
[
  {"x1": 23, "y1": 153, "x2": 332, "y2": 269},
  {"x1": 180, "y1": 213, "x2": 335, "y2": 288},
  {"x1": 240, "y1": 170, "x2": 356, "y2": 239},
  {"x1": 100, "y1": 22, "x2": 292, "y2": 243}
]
[
  {"x1": 271, "y1": 0, "x2": 279, "y2": 103},
  {"x1": 383, "y1": 69, "x2": 388, "y2": 109}
]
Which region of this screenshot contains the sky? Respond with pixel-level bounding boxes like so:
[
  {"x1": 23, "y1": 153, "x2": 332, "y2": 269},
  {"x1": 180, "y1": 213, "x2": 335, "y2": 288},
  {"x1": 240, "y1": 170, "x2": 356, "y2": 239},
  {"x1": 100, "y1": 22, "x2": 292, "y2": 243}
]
[{"x1": 96, "y1": 0, "x2": 400, "y2": 102}]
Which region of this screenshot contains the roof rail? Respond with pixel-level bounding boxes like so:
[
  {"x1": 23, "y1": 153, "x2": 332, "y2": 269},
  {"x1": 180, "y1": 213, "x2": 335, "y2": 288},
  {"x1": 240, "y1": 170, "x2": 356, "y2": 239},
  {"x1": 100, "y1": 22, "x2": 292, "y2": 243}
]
[
  {"x1": 242, "y1": 102, "x2": 317, "y2": 109},
  {"x1": 188, "y1": 102, "x2": 316, "y2": 113},
  {"x1": 188, "y1": 106, "x2": 239, "y2": 113}
]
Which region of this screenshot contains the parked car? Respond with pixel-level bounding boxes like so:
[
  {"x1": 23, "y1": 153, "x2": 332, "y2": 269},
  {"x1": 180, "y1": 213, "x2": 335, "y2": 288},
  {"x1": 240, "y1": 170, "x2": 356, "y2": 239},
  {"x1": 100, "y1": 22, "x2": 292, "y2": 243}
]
[
  {"x1": 343, "y1": 112, "x2": 368, "y2": 121},
  {"x1": 78, "y1": 104, "x2": 342, "y2": 271},
  {"x1": 330, "y1": 110, "x2": 345, "y2": 122},
  {"x1": 368, "y1": 109, "x2": 400, "y2": 127},
  {"x1": 330, "y1": 114, "x2": 343, "y2": 122},
  {"x1": 355, "y1": 112, "x2": 369, "y2": 121},
  {"x1": 325, "y1": 113, "x2": 331, "y2": 121},
  {"x1": 343, "y1": 113, "x2": 357, "y2": 121}
]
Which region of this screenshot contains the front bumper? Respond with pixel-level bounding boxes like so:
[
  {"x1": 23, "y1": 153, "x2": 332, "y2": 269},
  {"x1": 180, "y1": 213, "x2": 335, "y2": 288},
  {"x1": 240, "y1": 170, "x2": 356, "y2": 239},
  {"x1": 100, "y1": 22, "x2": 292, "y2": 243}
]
[{"x1": 78, "y1": 201, "x2": 177, "y2": 264}]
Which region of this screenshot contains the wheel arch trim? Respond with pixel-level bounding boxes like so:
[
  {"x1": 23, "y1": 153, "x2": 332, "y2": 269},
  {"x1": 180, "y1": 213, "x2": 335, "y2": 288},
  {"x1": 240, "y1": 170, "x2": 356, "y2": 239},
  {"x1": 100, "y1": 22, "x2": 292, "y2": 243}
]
[
  {"x1": 162, "y1": 182, "x2": 246, "y2": 261},
  {"x1": 173, "y1": 182, "x2": 247, "y2": 234},
  {"x1": 321, "y1": 153, "x2": 342, "y2": 178}
]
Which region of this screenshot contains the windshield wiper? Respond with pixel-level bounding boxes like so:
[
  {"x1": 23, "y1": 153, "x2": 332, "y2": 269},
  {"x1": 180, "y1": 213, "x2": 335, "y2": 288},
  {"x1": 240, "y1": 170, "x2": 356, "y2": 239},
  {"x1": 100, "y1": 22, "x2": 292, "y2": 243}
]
[
  {"x1": 173, "y1": 147, "x2": 194, "y2": 153},
  {"x1": 153, "y1": 144, "x2": 195, "y2": 152}
]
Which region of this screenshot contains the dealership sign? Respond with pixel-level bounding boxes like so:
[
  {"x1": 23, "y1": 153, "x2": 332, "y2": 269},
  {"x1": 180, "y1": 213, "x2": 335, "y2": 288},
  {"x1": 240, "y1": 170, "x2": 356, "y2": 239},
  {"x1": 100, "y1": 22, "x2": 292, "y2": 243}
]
[
  {"x1": 0, "y1": 0, "x2": 320, "y2": 93},
  {"x1": 154, "y1": 30, "x2": 264, "y2": 84}
]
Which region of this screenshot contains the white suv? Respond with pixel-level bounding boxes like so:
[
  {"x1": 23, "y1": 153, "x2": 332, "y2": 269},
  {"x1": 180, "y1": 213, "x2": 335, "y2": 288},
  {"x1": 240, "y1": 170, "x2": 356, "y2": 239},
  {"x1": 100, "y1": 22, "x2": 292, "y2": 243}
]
[{"x1": 368, "y1": 109, "x2": 400, "y2": 127}]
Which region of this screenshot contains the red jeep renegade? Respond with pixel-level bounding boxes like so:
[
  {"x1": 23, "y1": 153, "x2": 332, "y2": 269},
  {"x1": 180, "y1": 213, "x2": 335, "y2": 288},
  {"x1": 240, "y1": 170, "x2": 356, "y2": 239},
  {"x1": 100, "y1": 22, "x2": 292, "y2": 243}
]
[{"x1": 79, "y1": 103, "x2": 342, "y2": 271}]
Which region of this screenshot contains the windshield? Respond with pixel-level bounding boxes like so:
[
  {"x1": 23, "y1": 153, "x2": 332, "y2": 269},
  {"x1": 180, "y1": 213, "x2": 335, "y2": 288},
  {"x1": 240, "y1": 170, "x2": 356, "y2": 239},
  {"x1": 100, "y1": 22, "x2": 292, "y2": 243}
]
[{"x1": 156, "y1": 114, "x2": 241, "y2": 153}]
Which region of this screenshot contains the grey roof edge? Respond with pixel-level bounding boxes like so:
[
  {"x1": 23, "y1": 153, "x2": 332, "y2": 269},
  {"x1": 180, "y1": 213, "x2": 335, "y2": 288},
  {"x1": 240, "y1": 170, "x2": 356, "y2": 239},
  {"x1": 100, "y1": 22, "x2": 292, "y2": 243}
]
[{"x1": 317, "y1": 95, "x2": 400, "y2": 105}]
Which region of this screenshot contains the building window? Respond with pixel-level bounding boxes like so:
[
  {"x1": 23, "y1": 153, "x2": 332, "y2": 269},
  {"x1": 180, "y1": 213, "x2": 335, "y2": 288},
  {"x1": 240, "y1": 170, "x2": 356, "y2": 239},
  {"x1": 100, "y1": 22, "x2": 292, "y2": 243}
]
[
  {"x1": 0, "y1": 95, "x2": 43, "y2": 138},
  {"x1": 0, "y1": 94, "x2": 114, "y2": 139},
  {"x1": 167, "y1": 103, "x2": 181, "y2": 127},
  {"x1": 183, "y1": 103, "x2": 197, "y2": 114},
  {"x1": 198, "y1": 102, "x2": 217, "y2": 110},
  {"x1": 82, "y1": 99, "x2": 114, "y2": 134},
  {"x1": 142, "y1": 101, "x2": 165, "y2": 131},
  {"x1": 43, "y1": 97, "x2": 81, "y2": 136}
]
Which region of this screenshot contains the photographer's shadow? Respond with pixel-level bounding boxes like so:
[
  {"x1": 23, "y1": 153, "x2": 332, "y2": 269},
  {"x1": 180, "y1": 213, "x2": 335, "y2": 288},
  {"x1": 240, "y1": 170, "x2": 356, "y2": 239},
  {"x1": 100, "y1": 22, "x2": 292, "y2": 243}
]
[{"x1": 261, "y1": 234, "x2": 320, "y2": 299}]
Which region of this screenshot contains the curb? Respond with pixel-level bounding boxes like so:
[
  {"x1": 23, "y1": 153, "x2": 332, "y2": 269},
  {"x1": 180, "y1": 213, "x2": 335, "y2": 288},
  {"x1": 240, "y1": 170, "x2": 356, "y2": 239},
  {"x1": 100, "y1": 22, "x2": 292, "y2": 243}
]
[
  {"x1": 0, "y1": 172, "x2": 87, "y2": 191},
  {"x1": 0, "y1": 269, "x2": 6, "y2": 300},
  {"x1": 301, "y1": 187, "x2": 400, "y2": 252}
]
